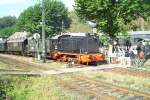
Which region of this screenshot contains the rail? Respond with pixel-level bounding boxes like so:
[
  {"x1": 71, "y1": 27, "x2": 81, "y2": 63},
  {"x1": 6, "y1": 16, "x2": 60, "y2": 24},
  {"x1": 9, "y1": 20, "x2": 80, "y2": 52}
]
[
  {"x1": 76, "y1": 76, "x2": 150, "y2": 99},
  {"x1": 0, "y1": 69, "x2": 42, "y2": 76},
  {"x1": 60, "y1": 80, "x2": 117, "y2": 100}
]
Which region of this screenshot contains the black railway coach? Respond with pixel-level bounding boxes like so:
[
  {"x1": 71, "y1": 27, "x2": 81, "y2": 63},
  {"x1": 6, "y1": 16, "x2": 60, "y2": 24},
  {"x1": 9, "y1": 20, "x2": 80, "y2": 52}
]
[
  {"x1": 7, "y1": 32, "x2": 28, "y2": 55},
  {"x1": 0, "y1": 37, "x2": 7, "y2": 52}
]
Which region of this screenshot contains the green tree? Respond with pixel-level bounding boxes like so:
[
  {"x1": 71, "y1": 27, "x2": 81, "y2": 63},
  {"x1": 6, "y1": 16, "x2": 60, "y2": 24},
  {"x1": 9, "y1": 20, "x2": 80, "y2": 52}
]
[
  {"x1": 0, "y1": 16, "x2": 16, "y2": 29},
  {"x1": 16, "y1": 0, "x2": 71, "y2": 37},
  {"x1": 0, "y1": 26, "x2": 16, "y2": 36},
  {"x1": 0, "y1": 16, "x2": 16, "y2": 36},
  {"x1": 66, "y1": 11, "x2": 92, "y2": 32},
  {"x1": 75, "y1": 0, "x2": 150, "y2": 38}
]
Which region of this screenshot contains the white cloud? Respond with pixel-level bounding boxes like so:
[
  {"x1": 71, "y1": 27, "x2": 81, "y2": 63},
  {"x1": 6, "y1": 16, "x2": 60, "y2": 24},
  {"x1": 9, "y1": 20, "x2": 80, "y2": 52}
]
[
  {"x1": 61, "y1": 0, "x2": 75, "y2": 11},
  {"x1": 0, "y1": 0, "x2": 26, "y2": 5},
  {"x1": 8, "y1": 10, "x2": 21, "y2": 17}
]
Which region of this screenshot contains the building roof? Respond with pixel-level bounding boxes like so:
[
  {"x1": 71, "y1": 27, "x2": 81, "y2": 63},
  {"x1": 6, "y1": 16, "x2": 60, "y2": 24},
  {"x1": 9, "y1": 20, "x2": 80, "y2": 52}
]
[
  {"x1": 129, "y1": 31, "x2": 150, "y2": 35},
  {"x1": 0, "y1": 41, "x2": 6, "y2": 43},
  {"x1": 0, "y1": 37, "x2": 7, "y2": 42},
  {"x1": 128, "y1": 31, "x2": 150, "y2": 41},
  {"x1": 0, "y1": 36, "x2": 8, "y2": 38}
]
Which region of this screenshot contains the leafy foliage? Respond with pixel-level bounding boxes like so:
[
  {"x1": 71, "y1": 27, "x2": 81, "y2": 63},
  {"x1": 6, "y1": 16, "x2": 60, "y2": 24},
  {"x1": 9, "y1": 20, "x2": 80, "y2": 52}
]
[
  {"x1": 0, "y1": 16, "x2": 16, "y2": 29},
  {"x1": 0, "y1": 26, "x2": 16, "y2": 36},
  {"x1": 75, "y1": 0, "x2": 150, "y2": 38},
  {"x1": 66, "y1": 11, "x2": 92, "y2": 32},
  {"x1": 0, "y1": 76, "x2": 14, "y2": 100},
  {"x1": 128, "y1": 17, "x2": 150, "y2": 31},
  {"x1": 0, "y1": 16, "x2": 16, "y2": 36},
  {"x1": 0, "y1": 75, "x2": 74, "y2": 100},
  {"x1": 16, "y1": 0, "x2": 71, "y2": 37}
]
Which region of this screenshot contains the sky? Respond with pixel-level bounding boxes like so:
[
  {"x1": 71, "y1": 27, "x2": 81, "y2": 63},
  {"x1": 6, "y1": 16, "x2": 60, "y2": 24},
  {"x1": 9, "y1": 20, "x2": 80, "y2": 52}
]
[{"x1": 0, "y1": 0, "x2": 75, "y2": 18}]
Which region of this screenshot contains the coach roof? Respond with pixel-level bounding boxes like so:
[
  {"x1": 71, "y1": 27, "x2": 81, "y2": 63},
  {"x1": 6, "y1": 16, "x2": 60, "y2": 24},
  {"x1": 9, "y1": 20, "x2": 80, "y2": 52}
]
[{"x1": 7, "y1": 31, "x2": 29, "y2": 42}]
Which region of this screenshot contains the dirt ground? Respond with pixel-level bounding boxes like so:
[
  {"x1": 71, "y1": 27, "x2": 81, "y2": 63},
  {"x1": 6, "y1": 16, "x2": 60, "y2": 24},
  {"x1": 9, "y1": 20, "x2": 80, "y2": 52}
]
[
  {"x1": 110, "y1": 67, "x2": 150, "y2": 78},
  {"x1": 0, "y1": 53, "x2": 127, "y2": 75},
  {"x1": 0, "y1": 53, "x2": 149, "y2": 76}
]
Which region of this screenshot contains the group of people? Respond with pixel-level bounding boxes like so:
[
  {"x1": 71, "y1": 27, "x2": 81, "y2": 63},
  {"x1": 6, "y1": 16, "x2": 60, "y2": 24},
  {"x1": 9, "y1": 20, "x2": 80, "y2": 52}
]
[
  {"x1": 108, "y1": 45, "x2": 129, "y2": 66},
  {"x1": 107, "y1": 40, "x2": 148, "y2": 66}
]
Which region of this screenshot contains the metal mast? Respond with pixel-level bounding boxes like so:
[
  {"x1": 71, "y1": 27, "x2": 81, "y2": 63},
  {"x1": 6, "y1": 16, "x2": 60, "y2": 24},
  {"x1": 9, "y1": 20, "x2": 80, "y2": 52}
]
[
  {"x1": 42, "y1": 0, "x2": 46, "y2": 63},
  {"x1": 61, "y1": 20, "x2": 64, "y2": 34}
]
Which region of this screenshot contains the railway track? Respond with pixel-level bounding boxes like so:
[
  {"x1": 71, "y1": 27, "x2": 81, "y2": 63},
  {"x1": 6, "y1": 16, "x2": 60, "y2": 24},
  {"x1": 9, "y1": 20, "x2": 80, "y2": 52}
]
[
  {"x1": 61, "y1": 76, "x2": 150, "y2": 100},
  {"x1": 0, "y1": 69, "x2": 42, "y2": 76},
  {"x1": 0, "y1": 54, "x2": 51, "y2": 71},
  {"x1": 1, "y1": 54, "x2": 149, "y2": 78}
]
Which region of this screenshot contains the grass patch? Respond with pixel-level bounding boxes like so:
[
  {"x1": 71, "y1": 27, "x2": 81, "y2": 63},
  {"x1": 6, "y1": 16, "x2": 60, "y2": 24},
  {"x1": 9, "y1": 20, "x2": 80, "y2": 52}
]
[
  {"x1": 0, "y1": 61, "x2": 15, "y2": 69},
  {"x1": 142, "y1": 62, "x2": 150, "y2": 71},
  {"x1": 0, "y1": 74, "x2": 91, "y2": 100},
  {"x1": 0, "y1": 75, "x2": 71, "y2": 100}
]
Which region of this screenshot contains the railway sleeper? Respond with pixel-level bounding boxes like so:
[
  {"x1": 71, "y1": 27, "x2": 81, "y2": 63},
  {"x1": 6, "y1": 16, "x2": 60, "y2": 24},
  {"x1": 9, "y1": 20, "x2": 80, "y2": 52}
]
[
  {"x1": 60, "y1": 80, "x2": 117, "y2": 100},
  {"x1": 76, "y1": 76, "x2": 150, "y2": 99}
]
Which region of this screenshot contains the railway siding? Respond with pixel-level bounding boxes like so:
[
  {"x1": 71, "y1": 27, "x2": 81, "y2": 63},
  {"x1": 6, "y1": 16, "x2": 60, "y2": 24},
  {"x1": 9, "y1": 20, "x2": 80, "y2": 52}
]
[
  {"x1": 0, "y1": 69, "x2": 42, "y2": 76},
  {"x1": 0, "y1": 53, "x2": 127, "y2": 75},
  {"x1": 60, "y1": 80, "x2": 117, "y2": 100},
  {"x1": 77, "y1": 76, "x2": 150, "y2": 99},
  {"x1": 60, "y1": 76, "x2": 150, "y2": 100},
  {"x1": 0, "y1": 54, "x2": 150, "y2": 78}
]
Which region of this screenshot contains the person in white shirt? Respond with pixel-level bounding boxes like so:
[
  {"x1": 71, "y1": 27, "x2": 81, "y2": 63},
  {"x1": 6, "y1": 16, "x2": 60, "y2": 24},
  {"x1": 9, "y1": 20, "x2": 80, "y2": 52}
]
[{"x1": 108, "y1": 45, "x2": 113, "y2": 64}]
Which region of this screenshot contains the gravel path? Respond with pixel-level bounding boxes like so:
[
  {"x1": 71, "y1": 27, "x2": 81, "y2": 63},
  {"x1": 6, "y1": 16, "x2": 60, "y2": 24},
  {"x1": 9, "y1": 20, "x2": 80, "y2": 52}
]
[
  {"x1": 0, "y1": 54, "x2": 127, "y2": 75},
  {"x1": 43, "y1": 64, "x2": 126, "y2": 75}
]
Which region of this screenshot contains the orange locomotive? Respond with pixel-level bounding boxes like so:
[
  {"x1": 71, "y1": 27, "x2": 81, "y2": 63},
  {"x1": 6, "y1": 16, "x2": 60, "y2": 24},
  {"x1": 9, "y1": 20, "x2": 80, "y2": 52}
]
[{"x1": 50, "y1": 33, "x2": 105, "y2": 65}]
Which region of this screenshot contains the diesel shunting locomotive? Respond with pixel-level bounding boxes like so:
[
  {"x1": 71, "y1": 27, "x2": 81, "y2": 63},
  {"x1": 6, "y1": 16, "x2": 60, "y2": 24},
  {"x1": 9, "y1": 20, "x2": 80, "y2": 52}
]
[
  {"x1": 0, "y1": 32, "x2": 105, "y2": 65},
  {"x1": 50, "y1": 33, "x2": 105, "y2": 65}
]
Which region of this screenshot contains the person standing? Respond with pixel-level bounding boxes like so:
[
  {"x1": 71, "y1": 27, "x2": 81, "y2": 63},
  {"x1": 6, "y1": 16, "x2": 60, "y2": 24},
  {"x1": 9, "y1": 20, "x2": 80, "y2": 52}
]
[
  {"x1": 125, "y1": 39, "x2": 131, "y2": 51},
  {"x1": 144, "y1": 41, "x2": 150, "y2": 57},
  {"x1": 136, "y1": 41, "x2": 145, "y2": 59},
  {"x1": 108, "y1": 44, "x2": 113, "y2": 64},
  {"x1": 136, "y1": 41, "x2": 142, "y2": 55},
  {"x1": 129, "y1": 48, "x2": 136, "y2": 66}
]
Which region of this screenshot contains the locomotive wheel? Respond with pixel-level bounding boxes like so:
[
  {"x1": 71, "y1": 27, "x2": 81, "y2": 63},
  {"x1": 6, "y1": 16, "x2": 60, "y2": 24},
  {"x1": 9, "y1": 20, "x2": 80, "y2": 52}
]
[
  {"x1": 62, "y1": 55, "x2": 68, "y2": 62},
  {"x1": 68, "y1": 58, "x2": 76, "y2": 64},
  {"x1": 89, "y1": 62, "x2": 98, "y2": 66}
]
